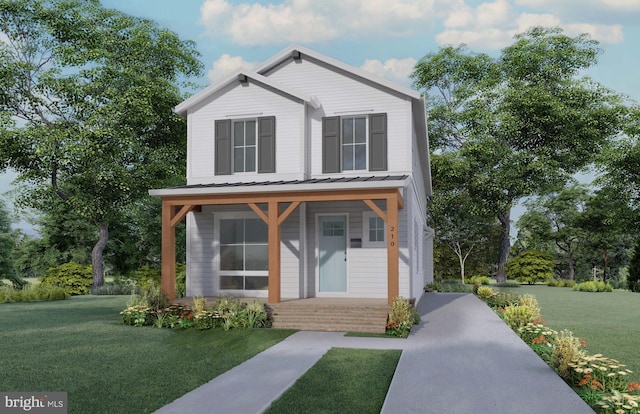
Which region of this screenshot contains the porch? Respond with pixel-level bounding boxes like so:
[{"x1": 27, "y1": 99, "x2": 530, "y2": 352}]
[{"x1": 174, "y1": 297, "x2": 391, "y2": 334}]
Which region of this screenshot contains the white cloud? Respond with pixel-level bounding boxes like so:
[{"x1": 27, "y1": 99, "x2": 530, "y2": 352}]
[
  {"x1": 437, "y1": 0, "x2": 625, "y2": 49},
  {"x1": 360, "y1": 57, "x2": 418, "y2": 86},
  {"x1": 207, "y1": 54, "x2": 259, "y2": 84},
  {"x1": 200, "y1": 0, "x2": 452, "y2": 45}
]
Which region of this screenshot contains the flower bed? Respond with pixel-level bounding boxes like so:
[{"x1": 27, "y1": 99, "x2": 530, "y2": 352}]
[{"x1": 476, "y1": 287, "x2": 640, "y2": 413}]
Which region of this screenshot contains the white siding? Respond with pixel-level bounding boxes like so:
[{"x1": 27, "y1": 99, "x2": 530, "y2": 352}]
[
  {"x1": 305, "y1": 200, "x2": 410, "y2": 299},
  {"x1": 186, "y1": 81, "x2": 305, "y2": 185},
  {"x1": 186, "y1": 204, "x2": 301, "y2": 299},
  {"x1": 265, "y1": 58, "x2": 413, "y2": 177}
]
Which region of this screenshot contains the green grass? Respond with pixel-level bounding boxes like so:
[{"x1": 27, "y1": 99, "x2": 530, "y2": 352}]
[
  {"x1": 265, "y1": 348, "x2": 401, "y2": 414},
  {"x1": 498, "y1": 285, "x2": 640, "y2": 380},
  {"x1": 0, "y1": 296, "x2": 294, "y2": 414}
]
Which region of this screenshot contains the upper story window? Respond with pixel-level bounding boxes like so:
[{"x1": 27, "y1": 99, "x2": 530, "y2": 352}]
[
  {"x1": 322, "y1": 113, "x2": 387, "y2": 174},
  {"x1": 215, "y1": 117, "x2": 276, "y2": 175},
  {"x1": 342, "y1": 116, "x2": 367, "y2": 171},
  {"x1": 233, "y1": 120, "x2": 257, "y2": 173}
]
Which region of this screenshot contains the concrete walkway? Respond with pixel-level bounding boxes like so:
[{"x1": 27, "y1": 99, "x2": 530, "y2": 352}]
[{"x1": 155, "y1": 292, "x2": 593, "y2": 414}]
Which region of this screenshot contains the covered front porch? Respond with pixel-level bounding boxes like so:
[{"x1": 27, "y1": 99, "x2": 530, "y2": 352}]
[{"x1": 150, "y1": 176, "x2": 407, "y2": 305}]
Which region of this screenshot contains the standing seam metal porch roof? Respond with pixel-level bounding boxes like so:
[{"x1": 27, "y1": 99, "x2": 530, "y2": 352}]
[{"x1": 149, "y1": 175, "x2": 409, "y2": 197}]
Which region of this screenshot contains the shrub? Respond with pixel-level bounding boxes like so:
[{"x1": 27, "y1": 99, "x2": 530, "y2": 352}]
[
  {"x1": 0, "y1": 284, "x2": 69, "y2": 303},
  {"x1": 548, "y1": 279, "x2": 577, "y2": 288},
  {"x1": 91, "y1": 282, "x2": 139, "y2": 295},
  {"x1": 495, "y1": 281, "x2": 520, "y2": 288},
  {"x1": 468, "y1": 275, "x2": 491, "y2": 285},
  {"x1": 551, "y1": 330, "x2": 585, "y2": 380},
  {"x1": 386, "y1": 296, "x2": 420, "y2": 338},
  {"x1": 502, "y1": 304, "x2": 536, "y2": 330},
  {"x1": 517, "y1": 294, "x2": 541, "y2": 320},
  {"x1": 129, "y1": 264, "x2": 186, "y2": 298},
  {"x1": 476, "y1": 286, "x2": 495, "y2": 299},
  {"x1": 573, "y1": 281, "x2": 613, "y2": 293},
  {"x1": 505, "y1": 250, "x2": 554, "y2": 284},
  {"x1": 38, "y1": 262, "x2": 92, "y2": 295},
  {"x1": 482, "y1": 291, "x2": 519, "y2": 310}
]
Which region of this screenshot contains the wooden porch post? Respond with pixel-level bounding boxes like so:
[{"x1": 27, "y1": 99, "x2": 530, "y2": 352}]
[
  {"x1": 267, "y1": 200, "x2": 281, "y2": 303},
  {"x1": 387, "y1": 193, "x2": 400, "y2": 305},
  {"x1": 161, "y1": 199, "x2": 176, "y2": 301}
]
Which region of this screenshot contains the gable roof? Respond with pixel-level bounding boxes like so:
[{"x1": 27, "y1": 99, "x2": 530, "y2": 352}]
[
  {"x1": 256, "y1": 45, "x2": 422, "y2": 101},
  {"x1": 174, "y1": 70, "x2": 318, "y2": 117}
]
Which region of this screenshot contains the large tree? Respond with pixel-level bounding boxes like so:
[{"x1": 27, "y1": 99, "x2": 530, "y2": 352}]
[
  {"x1": 413, "y1": 27, "x2": 626, "y2": 282},
  {"x1": 516, "y1": 185, "x2": 590, "y2": 280},
  {"x1": 0, "y1": 0, "x2": 203, "y2": 287}
]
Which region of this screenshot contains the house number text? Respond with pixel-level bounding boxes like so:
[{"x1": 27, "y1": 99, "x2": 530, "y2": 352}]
[{"x1": 389, "y1": 226, "x2": 396, "y2": 247}]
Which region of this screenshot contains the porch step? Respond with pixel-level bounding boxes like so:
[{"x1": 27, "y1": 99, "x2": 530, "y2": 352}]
[{"x1": 267, "y1": 300, "x2": 390, "y2": 334}]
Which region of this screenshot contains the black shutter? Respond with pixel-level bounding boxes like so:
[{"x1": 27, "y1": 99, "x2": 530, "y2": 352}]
[
  {"x1": 215, "y1": 119, "x2": 231, "y2": 175},
  {"x1": 322, "y1": 116, "x2": 340, "y2": 173},
  {"x1": 369, "y1": 113, "x2": 387, "y2": 171},
  {"x1": 258, "y1": 116, "x2": 276, "y2": 173}
]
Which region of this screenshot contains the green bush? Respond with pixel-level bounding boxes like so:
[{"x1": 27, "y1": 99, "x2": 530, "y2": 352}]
[
  {"x1": 39, "y1": 262, "x2": 93, "y2": 295},
  {"x1": 502, "y1": 304, "x2": 536, "y2": 330},
  {"x1": 494, "y1": 281, "x2": 520, "y2": 288},
  {"x1": 547, "y1": 279, "x2": 576, "y2": 288},
  {"x1": 573, "y1": 281, "x2": 613, "y2": 292},
  {"x1": 91, "y1": 282, "x2": 139, "y2": 295},
  {"x1": 506, "y1": 250, "x2": 554, "y2": 285},
  {"x1": 476, "y1": 286, "x2": 495, "y2": 299},
  {"x1": 386, "y1": 296, "x2": 420, "y2": 338},
  {"x1": 0, "y1": 284, "x2": 69, "y2": 303},
  {"x1": 482, "y1": 291, "x2": 519, "y2": 310},
  {"x1": 426, "y1": 281, "x2": 472, "y2": 293},
  {"x1": 468, "y1": 275, "x2": 491, "y2": 285},
  {"x1": 128, "y1": 264, "x2": 186, "y2": 298}
]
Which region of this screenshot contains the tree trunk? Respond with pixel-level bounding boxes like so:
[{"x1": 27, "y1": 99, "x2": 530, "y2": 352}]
[
  {"x1": 568, "y1": 250, "x2": 575, "y2": 281},
  {"x1": 92, "y1": 223, "x2": 108, "y2": 288},
  {"x1": 496, "y1": 209, "x2": 511, "y2": 284}
]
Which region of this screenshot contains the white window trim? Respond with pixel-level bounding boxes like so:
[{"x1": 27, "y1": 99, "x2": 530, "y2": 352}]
[
  {"x1": 341, "y1": 115, "x2": 368, "y2": 172},
  {"x1": 214, "y1": 211, "x2": 268, "y2": 297},
  {"x1": 363, "y1": 211, "x2": 386, "y2": 248},
  {"x1": 232, "y1": 118, "x2": 258, "y2": 174}
]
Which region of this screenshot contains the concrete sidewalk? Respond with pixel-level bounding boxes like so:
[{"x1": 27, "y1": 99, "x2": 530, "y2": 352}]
[{"x1": 155, "y1": 292, "x2": 593, "y2": 414}]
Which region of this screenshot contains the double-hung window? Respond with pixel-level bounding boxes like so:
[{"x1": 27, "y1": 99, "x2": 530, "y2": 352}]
[
  {"x1": 233, "y1": 120, "x2": 257, "y2": 173},
  {"x1": 322, "y1": 113, "x2": 387, "y2": 174},
  {"x1": 214, "y1": 117, "x2": 276, "y2": 175},
  {"x1": 341, "y1": 116, "x2": 367, "y2": 171}
]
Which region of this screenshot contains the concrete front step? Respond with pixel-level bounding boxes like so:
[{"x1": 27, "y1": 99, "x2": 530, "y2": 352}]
[{"x1": 271, "y1": 322, "x2": 386, "y2": 333}]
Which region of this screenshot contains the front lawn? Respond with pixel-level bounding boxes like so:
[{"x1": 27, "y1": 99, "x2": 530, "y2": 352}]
[
  {"x1": 499, "y1": 285, "x2": 640, "y2": 379},
  {"x1": 265, "y1": 347, "x2": 401, "y2": 414},
  {"x1": 0, "y1": 296, "x2": 293, "y2": 414}
]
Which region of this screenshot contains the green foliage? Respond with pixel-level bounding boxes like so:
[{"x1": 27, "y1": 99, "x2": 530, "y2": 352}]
[
  {"x1": 0, "y1": 0, "x2": 203, "y2": 287},
  {"x1": 547, "y1": 279, "x2": 576, "y2": 288},
  {"x1": 502, "y1": 304, "x2": 536, "y2": 330},
  {"x1": 0, "y1": 284, "x2": 68, "y2": 303},
  {"x1": 469, "y1": 275, "x2": 491, "y2": 285},
  {"x1": 628, "y1": 242, "x2": 640, "y2": 292},
  {"x1": 126, "y1": 264, "x2": 186, "y2": 298},
  {"x1": 551, "y1": 330, "x2": 585, "y2": 380},
  {"x1": 482, "y1": 291, "x2": 520, "y2": 310},
  {"x1": 476, "y1": 286, "x2": 495, "y2": 299},
  {"x1": 386, "y1": 297, "x2": 421, "y2": 338},
  {"x1": 506, "y1": 250, "x2": 554, "y2": 284},
  {"x1": 413, "y1": 27, "x2": 628, "y2": 283},
  {"x1": 39, "y1": 262, "x2": 92, "y2": 295},
  {"x1": 426, "y1": 280, "x2": 472, "y2": 293},
  {"x1": 573, "y1": 280, "x2": 613, "y2": 292}
]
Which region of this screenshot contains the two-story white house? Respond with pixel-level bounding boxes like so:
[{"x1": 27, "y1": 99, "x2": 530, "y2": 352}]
[{"x1": 150, "y1": 45, "x2": 433, "y2": 306}]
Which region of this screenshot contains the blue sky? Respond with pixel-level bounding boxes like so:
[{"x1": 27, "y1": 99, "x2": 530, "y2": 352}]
[{"x1": 2, "y1": 0, "x2": 640, "y2": 234}]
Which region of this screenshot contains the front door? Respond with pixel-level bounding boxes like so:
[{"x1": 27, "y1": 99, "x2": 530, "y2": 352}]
[{"x1": 319, "y1": 215, "x2": 347, "y2": 292}]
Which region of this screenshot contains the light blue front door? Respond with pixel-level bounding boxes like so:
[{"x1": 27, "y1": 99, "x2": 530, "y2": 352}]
[{"x1": 319, "y1": 216, "x2": 347, "y2": 292}]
